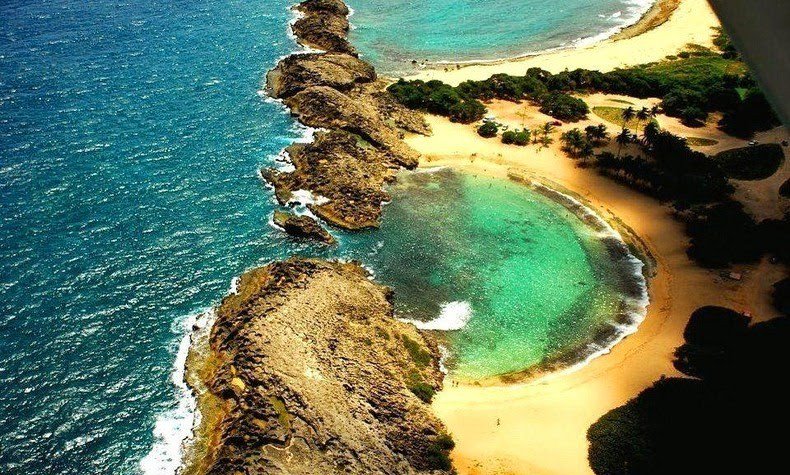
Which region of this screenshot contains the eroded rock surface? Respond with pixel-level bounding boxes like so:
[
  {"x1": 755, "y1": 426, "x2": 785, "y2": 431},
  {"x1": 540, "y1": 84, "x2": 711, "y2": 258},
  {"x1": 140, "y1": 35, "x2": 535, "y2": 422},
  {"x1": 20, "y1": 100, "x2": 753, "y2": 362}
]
[
  {"x1": 262, "y1": 0, "x2": 429, "y2": 230},
  {"x1": 292, "y1": 0, "x2": 355, "y2": 54},
  {"x1": 273, "y1": 210, "x2": 336, "y2": 244},
  {"x1": 191, "y1": 258, "x2": 452, "y2": 474}
]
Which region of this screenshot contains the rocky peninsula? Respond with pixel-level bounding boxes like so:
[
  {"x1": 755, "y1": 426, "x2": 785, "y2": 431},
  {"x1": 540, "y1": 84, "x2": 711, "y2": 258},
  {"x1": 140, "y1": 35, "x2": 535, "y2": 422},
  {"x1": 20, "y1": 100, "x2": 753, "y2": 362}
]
[
  {"x1": 184, "y1": 258, "x2": 453, "y2": 474},
  {"x1": 263, "y1": 0, "x2": 429, "y2": 230}
]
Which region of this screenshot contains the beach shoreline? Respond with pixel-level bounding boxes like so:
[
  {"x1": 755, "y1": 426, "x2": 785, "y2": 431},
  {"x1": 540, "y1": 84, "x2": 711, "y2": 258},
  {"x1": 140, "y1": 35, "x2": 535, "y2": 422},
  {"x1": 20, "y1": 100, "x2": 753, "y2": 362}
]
[
  {"x1": 402, "y1": 0, "x2": 669, "y2": 73},
  {"x1": 407, "y1": 107, "x2": 784, "y2": 473},
  {"x1": 405, "y1": 0, "x2": 719, "y2": 85}
]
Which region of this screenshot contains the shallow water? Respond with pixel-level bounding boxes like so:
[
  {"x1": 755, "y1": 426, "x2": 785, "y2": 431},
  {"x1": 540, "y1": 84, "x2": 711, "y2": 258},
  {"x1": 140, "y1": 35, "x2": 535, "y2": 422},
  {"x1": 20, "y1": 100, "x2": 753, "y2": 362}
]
[
  {"x1": 342, "y1": 169, "x2": 646, "y2": 380},
  {"x1": 348, "y1": 0, "x2": 654, "y2": 74}
]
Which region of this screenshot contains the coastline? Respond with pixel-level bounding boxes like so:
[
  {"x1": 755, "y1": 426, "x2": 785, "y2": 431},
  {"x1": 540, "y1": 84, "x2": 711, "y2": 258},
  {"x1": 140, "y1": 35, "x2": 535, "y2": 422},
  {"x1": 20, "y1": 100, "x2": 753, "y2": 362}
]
[
  {"x1": 405, "y1": 0, "x2": 719, "y2": 85},
  {"x1": 407, "y1": 110, "x2": 784, "y2": 474}
]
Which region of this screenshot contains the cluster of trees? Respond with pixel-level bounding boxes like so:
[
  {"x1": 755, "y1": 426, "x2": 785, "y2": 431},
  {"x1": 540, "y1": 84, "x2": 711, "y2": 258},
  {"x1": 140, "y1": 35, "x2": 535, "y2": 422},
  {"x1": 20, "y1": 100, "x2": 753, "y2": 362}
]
[
  {"x1": 389, "y1": 42, "x2": 779, "y2": 137},
  {"x1": 387, "y1": 79, "x2": 486, "y2": 123},
  {"x1": 588, "y1": 304, "x2": 790, "y2": 474},
  {"x1": 715, "y1": 143, "x2": 785, "y2": 180}
]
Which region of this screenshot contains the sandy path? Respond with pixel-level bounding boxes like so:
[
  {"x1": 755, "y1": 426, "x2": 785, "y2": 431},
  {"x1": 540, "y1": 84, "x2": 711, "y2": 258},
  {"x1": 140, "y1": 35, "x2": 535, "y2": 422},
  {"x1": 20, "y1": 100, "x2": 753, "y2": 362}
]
[
  {"x1": 406, "y1": 114, "x2": 786, "y2": 475},
  {"x1": 405, "y1": 0, "x2": 721, "y2": 85}
]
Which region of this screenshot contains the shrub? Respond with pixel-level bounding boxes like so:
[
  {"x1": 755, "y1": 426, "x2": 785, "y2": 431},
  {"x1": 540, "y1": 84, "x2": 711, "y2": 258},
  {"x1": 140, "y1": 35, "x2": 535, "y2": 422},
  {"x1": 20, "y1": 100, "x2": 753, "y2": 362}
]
[
  {"x1": 513, "y1": 129, "x2": 531, "y2": 146},
  {"x1": 477, "y1": 121, "x2": 499, "y2": 138},
  {"x1": 501, "y1": 130, "x2": 516, "y2": 144},
  {"x1": 715, "y1": 143, "x2": 784, "y2": 180},
  {"x1": 406, "y1": 371, "x2": 435, "y2": 403},
  {"x1": 780, "y1": 178, "x2": 790, "y2": 198},
  {"x1": 402, "y1": 335, "x2": 432, "y2": 367},
  {"x1": 425, "y1": 433, "x2": 455, "y2": 470},
  {"x1": 538, "y1": 92, "x2": 589, "y2": 122}
]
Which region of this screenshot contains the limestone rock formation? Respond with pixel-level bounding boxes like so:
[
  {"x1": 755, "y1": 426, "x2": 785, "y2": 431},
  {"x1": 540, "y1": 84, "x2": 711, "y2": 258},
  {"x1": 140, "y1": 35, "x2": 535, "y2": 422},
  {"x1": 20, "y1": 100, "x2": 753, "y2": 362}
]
[
  {"x1": 272, "y1": 210, "x2": 336, "y2": 244},
  {"x1": 261, "y1": 0, "x2": 430, "y2": 231},
  {"x1": 190, "y1": 258, "x2": 453, "y2": 474}
]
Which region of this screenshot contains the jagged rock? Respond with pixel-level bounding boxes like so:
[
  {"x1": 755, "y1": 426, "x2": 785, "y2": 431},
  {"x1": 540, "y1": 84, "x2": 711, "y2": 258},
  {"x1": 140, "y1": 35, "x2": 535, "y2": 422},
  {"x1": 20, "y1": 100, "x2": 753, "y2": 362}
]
[
  {"x1": 351, "y1": 82, "x2": 432, "y2": 136},
  {"x1": 292, "y1": 1, "x2": 355, "y2": 54},
  {"x1": 285, "y1": 86, "x2": 420, "y2": 168},
  {"x1": 262, "y1": 130, "x2": 396, "y2": 229},
  {"x1": 191, "y1": 258, "x2": 452, "y2": 474},
  {"x1": 267, "y1": 53, "x2": 375, "y2": 99},
  {"x1": 272, "y1": 210, "x2": 336, "y2": 244},
  {"x1": 297, "y1": 0, "x2": 349, "y2": 16}
]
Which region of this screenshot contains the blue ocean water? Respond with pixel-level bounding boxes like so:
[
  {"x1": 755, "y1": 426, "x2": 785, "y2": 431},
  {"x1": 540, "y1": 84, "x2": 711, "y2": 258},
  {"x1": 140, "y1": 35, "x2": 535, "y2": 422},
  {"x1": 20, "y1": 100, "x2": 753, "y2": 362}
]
[
  {"x1": 1, "y1": 1, "x2": 648, "y2": 473},
  {"x1": 348, "y1": 0, "x2": 654, "y2": 73},
  {"x1": 0, "y1": 0, "x2": 309, "y2": 472}
]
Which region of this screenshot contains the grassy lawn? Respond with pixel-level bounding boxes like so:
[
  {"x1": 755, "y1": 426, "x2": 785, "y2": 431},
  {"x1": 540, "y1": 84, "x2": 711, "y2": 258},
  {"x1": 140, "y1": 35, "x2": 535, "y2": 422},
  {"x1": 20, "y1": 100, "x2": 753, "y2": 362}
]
[
  {"x1": 638, "y1": 54, "x2": 748, "y2": 81},
  {"x1": 686, "y1": 137, "x2": 719, "y2": 146},
  {"x1": 591, "y1": 106, "x2": 657, "y2": 132}
]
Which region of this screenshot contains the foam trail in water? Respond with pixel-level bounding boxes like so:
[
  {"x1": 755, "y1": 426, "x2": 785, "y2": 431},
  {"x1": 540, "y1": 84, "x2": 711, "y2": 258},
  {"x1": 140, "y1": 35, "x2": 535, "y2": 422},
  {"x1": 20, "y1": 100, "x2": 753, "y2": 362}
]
[
  {"x1": 404, "y1": 301, "x2": 473, "y2": 331},
  {"x1": 139, "y1": 308, "x2": 214, "y2": 475}
]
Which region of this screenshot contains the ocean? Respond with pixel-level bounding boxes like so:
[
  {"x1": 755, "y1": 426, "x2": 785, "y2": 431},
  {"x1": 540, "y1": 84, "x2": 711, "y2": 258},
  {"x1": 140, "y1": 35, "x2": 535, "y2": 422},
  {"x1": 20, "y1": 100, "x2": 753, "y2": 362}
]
[
  {"x1": 348, "y1": 0, "x2": 654, "y2": 73},
  {"x1": 1, "y1": 1, "x2": 648, "y2": 473}
]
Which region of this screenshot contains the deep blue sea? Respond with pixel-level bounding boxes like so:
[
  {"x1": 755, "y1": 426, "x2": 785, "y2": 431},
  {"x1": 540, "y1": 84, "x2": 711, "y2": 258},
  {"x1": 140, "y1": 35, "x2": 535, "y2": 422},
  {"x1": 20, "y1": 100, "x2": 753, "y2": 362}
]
[{"x1": 1, "y1": 1, "x2": 649, "y2": 473}]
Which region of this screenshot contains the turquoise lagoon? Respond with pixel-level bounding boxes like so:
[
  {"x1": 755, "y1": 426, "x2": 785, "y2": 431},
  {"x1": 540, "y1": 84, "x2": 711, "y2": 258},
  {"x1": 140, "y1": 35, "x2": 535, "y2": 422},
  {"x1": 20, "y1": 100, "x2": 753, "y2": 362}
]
[{"x1": 343, "y1": 169, "x2": 648, "y2": 381}]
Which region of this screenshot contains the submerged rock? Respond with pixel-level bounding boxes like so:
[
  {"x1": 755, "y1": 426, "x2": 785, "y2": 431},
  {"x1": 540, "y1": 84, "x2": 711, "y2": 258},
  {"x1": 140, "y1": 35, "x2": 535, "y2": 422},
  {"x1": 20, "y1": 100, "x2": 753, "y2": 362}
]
[
  {"x1": 272, "y1": 210, "x2": 336, "y2": 244},
  {"x1": 188, "y1": 258, "x2": 452, "y2": 474}
]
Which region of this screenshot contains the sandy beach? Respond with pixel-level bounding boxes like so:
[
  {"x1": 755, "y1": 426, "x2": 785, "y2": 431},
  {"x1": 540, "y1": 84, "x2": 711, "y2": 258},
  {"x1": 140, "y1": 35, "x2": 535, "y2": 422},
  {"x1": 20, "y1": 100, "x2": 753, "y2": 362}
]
[
  {"x1": 406, "y1": 0, "x2": 720, "y2": 85},
  {"x1": 407, "y1": 110, "x2": 787, "y2": 474},
  {"x1": 401, "y1": 1, "x2": 789, "y2": 470}
]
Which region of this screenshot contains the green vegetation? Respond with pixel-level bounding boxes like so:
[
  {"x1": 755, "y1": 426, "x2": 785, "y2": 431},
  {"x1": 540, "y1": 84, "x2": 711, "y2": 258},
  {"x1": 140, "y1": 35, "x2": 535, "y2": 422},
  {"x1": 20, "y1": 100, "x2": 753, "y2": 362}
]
[
  {"x1": 685, "y1": 136, "x2": 718, "y2": 146},
  {"x1": 425, "y1": 433, "x2": 456, "y2": 470},
  {"x1": 588, "y1": 305, "x2": 790, "y2": 474},
  {"x1": 538, "y1": 92, "x2": 589, "y2": 122},
  {"x1": 501, "y1": 128, "x2": 530, "y2": 146},
  {"x1": 388, "y1": 47, "x2": 779, "y2": 137},
  {"x1": 387, "y1": 78, "x2": 486, "y2": 123},
  {"x1": 477, "y1": 121, "x2": 499, "y2": 138},
  {"x1": 560, "y1": 128, "x2": 593, "y2": 158},
  {"x1": 402, "y1": 334, "x2": 432, "y2": 368},
  {"x1": 715, "y1": 143, "x2": 784, "y2": 180},
  {"x1": 406, "y1": 371, "x2": 435, "y2": 403},
  {"x1": 592, "y1": 106, "x2": 657, "y2": 132}
]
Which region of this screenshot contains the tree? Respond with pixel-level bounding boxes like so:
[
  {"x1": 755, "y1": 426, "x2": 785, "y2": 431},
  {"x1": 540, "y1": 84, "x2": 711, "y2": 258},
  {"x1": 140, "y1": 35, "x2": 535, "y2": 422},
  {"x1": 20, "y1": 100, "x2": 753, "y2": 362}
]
[
  {"x1": 635, "y1": 106, "x2": 650, "y2": 133},
  {"x1": 501, "y1": 130, "x2": 517, "y2": 144},
  {"x1": 477, "y1": 121, "x2": 499, "y2": 138},
  {"x1": 615, "y1": 128, "x2": 633, "y2": 157},
  {"x1": 561, "y1": 128, "x2": 589, "y2": 157},
  {"x1": 621, "y1": 106, "x2": 636, "y2": 131},
  {"x1": 513, "y1": 129, "x2": 531, "y2": 146},
  {"x1": 585, "y1": 124, "x2": 609, "y2": 145}
]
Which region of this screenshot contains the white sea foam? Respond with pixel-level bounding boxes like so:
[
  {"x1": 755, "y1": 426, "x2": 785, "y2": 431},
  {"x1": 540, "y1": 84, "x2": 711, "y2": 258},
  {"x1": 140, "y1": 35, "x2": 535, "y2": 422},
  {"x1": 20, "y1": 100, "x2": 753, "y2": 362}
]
[
  {"x1": 139, "y1": 308, "x2": 215, "y2": 475},
  {"x1": 404, "y1": 301, "x2": 473, "y2": 331}
]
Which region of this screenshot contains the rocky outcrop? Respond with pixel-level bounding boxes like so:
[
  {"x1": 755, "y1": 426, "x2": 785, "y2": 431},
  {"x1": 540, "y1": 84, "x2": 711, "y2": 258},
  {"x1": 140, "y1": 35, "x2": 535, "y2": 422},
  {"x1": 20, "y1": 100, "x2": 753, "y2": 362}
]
[
  {"x1": 190, "y1": 258, "x2": 452, "y2": 474},
  {"x1": 273, "y1": 210, "x2": 337, "y2": 244},
  {"x1": 266, "y1": 53, "x2": 375, "y2": 98},
  {"x1": 262, "y1": 0, "x2": 430, "y2": 231},
  {"x1": 292, "y1": 0, "x2": 355, "y2": 54},
  {"x1": 263, "y1": 130, "x2": 397, "y2": 229}
]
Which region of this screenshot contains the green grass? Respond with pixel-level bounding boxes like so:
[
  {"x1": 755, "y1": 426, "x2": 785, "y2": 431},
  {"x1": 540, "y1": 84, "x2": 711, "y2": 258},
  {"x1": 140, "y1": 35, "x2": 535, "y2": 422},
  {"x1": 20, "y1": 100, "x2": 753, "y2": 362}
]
[
  {"x1": 592, "y1": 106, "x2": 657, "y2": 132},
  {"x1": 686, "y1": 137, "x2": 719, "y2": 146},
  {"x1": 641, "y1": 54, "x2": 747, "y2": 79}
]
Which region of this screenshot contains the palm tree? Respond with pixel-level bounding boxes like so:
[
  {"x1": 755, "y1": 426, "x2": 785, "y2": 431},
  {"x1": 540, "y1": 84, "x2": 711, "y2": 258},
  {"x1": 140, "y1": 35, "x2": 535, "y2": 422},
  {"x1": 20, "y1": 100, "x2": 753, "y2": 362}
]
[
  {"x1": 621, "y1": 106, "x2": 636, "y2": 132},
  {"x1": 616, "y1": 128, "x2": 632, "y2": 157},
  {"x1": 636, "y1": 106, "x2": 650, "y2": 133},
  {"x1": 542, "y1": 122, "x2": 555, "y2": 136}
]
